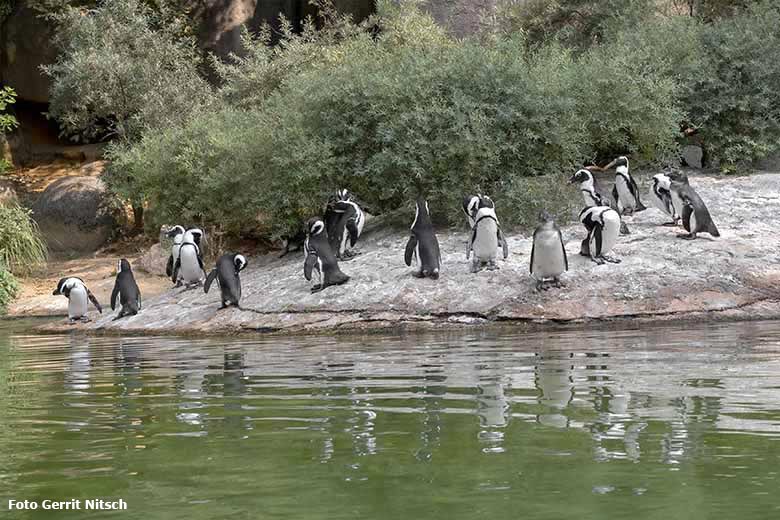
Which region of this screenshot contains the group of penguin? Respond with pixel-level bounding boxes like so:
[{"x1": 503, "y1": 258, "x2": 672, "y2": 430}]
[{"x1": 51, "y1": 155, "x2": 720, "y2": 322}]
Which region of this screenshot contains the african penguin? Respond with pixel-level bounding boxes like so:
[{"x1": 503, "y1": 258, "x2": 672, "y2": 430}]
[
  {"x1": 649, "y1": 173, "x2": 679, "y2": 226},
  {"x1": 668, "y1": 172, "x2": 720, "y2": 239},
  {"x1": 52, "y1": 277, "x2": 102, "y2": 323},
  {"x1": 466, "y1": 205, "x2": 508, "y2": 272},
  {"x1": 111, "y1": 259, "x2": 141, "y2": 320},
  {"x1": 303, "y1": 217, "x2": 350, "y2": 293},
  {"x1": 172, "y1": 229, "x2": 205, "y2": 287},
  {"x1": 579, "y1": 206, "x2": 622, "y2": 264},
  {"x1": 165, "y1": 225, "x2": 185, "y2": 280},
  {"x1": 405, "y1": 196, "x2": 442, "y2": 279},
  {"x1": 462, "y1": 195, "x2": 481, "y2": 228},
  {"x1": 205, "y1": 253, "x2": 247, "y2": 308},
  {"x1": 604, "y1": 156, "x2": 646, "y2": 214},
  {"x1": 570, "y1": 168, "x2": 631, "y2": 235},
  {"x1": 530, "y1": 211, "x2": 568, "y2": 291},
  {"x1": 325, "y1": 189, "x2": 366, "y2": 260}
]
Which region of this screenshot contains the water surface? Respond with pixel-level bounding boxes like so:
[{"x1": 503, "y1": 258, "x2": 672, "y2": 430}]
[{"x1": 2, "y1": 320, "x2": 780, "y2": 519}]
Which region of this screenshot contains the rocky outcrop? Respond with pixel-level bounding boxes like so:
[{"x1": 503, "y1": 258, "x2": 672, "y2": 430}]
[
  {"x1": 35, "y1": 172, "x2": 780, "y2": 336},
  {"x1": 31, "y1": 174, "x2": 116, "y2": 252}
]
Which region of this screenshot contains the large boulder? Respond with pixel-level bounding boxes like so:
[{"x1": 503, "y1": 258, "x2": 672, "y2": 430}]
[
  {"x1": 0, "y1": 2, "x2": 58, "y2": 103},
  {"x1": 32, "y1": 175, "x2": 116, "y2": 253}
]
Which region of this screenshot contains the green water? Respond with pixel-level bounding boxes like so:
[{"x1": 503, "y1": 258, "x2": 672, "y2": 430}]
[{"x1": 2, "y1": 320, "x2": 780, "y2": 519}]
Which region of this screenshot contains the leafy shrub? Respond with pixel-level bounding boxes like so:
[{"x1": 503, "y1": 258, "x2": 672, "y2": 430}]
[
  {"x1": 0, "y1": 266, "x2": 18, "y2": 315},
  {"x1": 0, "y1": 86, "x2": 18, "y2": 135},
  {"x1": 0, "y1": 202, "x2": 48, "y2": 274}
]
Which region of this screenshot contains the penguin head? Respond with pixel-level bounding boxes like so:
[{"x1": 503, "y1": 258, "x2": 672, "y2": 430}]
[
  {"x1": 653, "y1": 173, "x2": 672, "y2": 190},
  {"x1": 569, "y1": 169, "x2": 594, "y2": 187},
  {"x1": 538, "y1": 210, "x2": 553, "y2": 223},
  {"x1": 166, "y1": 225, "x2": 185, "y2": 238},
  {"x1": 478, "y1": 195, "x2": 495, "y2": 209},
  {"x1": 668, "y1": 170, "x2": 689, "y2": 185},
  {"x1": 187, "y1": 228, "x2": 204, "y2": 246},
  {"x1": 118, "y1": 258, "x2": 131, "y2": 273},
  {"x1": 463, "y1": 195, "x2": 480, "y2": 218},
  {"x1": 234, "y1": 254, "x2": 247, "y2": 272},
  {"x1": 306, "y1": 218, "x2": 326, "y2": 236},
  {"x1": 604, "y1": 156, "x2": 629, "y2": 170},
  {"x1": 336, "y1": 188, "x2": 351, "y2": 202},
  {"x1": 53, "y1": 277, "x2": 81, "y2": 296}
]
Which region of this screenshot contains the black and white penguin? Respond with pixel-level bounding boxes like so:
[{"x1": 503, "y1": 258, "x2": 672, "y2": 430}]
[
  {"x1": 570, "y1": 168, "x2": 631, "y2": 235},
  {"x1": 648, "y1": 173, "x2": 678, "y2": 226},
  {"x1": 579, "y1": 206, "x2": 622, "y2": 264},
  {"x1": 110, "y1": 259, "x2": 141, "y2": 320},
  {"x1": 172, "y1": 228, "x2": 205, "y2": 287},
  {"x1": 668, "y1": 172, "x2": 720, "y2": 239},
  {"x1": 325, "y1": 191, "x2": 366, "y2": 260},
  {"x1": 604, "y1": 156, "x2": 646, "y2": 214},
  {"x1": 405, "y1": 196, "x2": 442, "y2": 279},
  {"x1": 530, "y1": 211, "x2": 568, "y2": 291},
  {"x1": 52, "y1": 277, "x2": 102, "y2": 323},
  {"x1": 466, "y1": 205, "x2": 508, "y2": 272},
  {"x1": 205, "y1": 253, "x2": 247, "y2": 308},
  {"x1": 303, "y1": 217, "x2": 350, "y2": 293},
  {"x1": 462, "y1": 195, "x2": 481, "y2": 228},
  {"x1": 164, "y1": 225, "x2": 185, "y2": 280}
]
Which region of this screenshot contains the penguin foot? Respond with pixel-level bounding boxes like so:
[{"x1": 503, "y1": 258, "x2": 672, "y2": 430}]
[
  {"x1": 603, "y1": 255, "x2": 622, "y2": 264},
  {"x1": 486, "y1": 262, "x2": 499, "y2": 271},
  {"x1": 662, "y1": 221, "x2": 678, "y2": 227},
  {"x1": 535, "y1": 280, "x2": 544, "y2": 292},
  {"x1": 552, "y1": 278, "x2": 566, "y2": 288},
  {"x1": 619, "y1": 222, "x2": 631, "y2": 235},
  {"x1": 412, "y1": 271, "x2": 425, "y2": 278},
  {"x1": 677, "y1": 233, "x2": 697, "y2": 240},
  {"x1": 429, "y1": 272, "x2": 440, "y2": 280},
  {"x1": 68, "y1": 318, "x2": 78, "y2": 325},
  {"x1": 591, "y1": 257, "x2": 606, "y2": 265},
  {"x1": 310, "y1": 284, "x2": 323, "y2": 293},
  {"x1": 80, "y1": 316, "x2": 91, "y2": 323},
  {"x1": 470, "y1": 262, "x2": 480, "y2": 274}
]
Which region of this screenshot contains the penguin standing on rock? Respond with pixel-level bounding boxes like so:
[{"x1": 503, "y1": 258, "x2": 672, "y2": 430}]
[
  {"x1": 466, "y1": 205, "x2": 508, "y2": 272},
  {"x1": 462, "y1": 194, "x2": 482, "y2": 228},
  {"x1": 172, "y1": 229, "x2": 206, "y2": 288},
  {"x1": 579, "y1": 206, "x2": 622, "y2": 265},
  {"x1": 164, "y1": 225, "x2": 185, "y2": 280},
  {"x1": 530, "y1": 211, "x2": 568, "y2": 291},
  {"x1": 603, "y1": 156, "x2": 646, "y2": 214},
  {"x1": 52, "y1": 277, "x2": 102, "y2": 323},
  {"x1": 669, "y1": 172, "x2": 720, "y2": 240},
  {"x1": 111, "y1": 259, "x2": 141, "y2": 320},
  {"x1": 649, "y1": 173, "x2": 678, "y2": 226},
  {"x1": 304, "y1": 218, "x2": 350, "y2": 293},
  {"x1": 569, "y1": 169, "x2": 630, "y2": 235},
  {"x1": 325, "y1": 189, "x2": 366, "y2": 260},
  {"x1": 205, "y1": 253, "x2": 247, "y2": 308},
  {"x1": 405, "y1": 196, "x2": 441, "y2": 279}
]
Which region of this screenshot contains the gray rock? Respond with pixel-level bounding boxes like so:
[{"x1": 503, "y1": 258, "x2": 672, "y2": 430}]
[
  {"x1": 32, "y1": 175, "x2": 116, "y2": 253},
  {"x1": 755, "y1": 153, "x2": 780, "y2": 171},
  {"x1": 136, "y1": 243, "x2": 168, "y2": 276},
  {"x1": 38, "y1": 174, "x2": 780, "y2": 335},
  {"x1": 681, "y1": 145, "x2": 704, "y2": 169}
]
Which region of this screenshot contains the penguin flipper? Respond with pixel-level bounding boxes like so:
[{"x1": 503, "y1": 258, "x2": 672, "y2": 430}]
[
  {"x1": 558, "y1": 228, "x2": 569, "y2": 271},
  {"x1": 304, "y1": 253, "x2": 318, "y2": 281},
  {"x1": 87, "y1": 289, "x2": 102, "y2": 314},
  {"x1": 682, "y1": 204, "x2": 693, "y2": 232},
  {"x1": 172, "y1": 258, "x2": 181, "y2": 284},
  {"x1": 499, "y1": 228, "x2": 509, "y2": 259},
  {"x1": 629, "y1": 176, "x2": 645, "y2": 210},
  {"x1": 594, "y1": 225, "x2": 603, "y2": 258},
  {"x1": 204, "y1": 269, "x2": 218, "y2": 294},
  {"x1": 165, "y1": 255, "x2": 174, "y2": 277},
  {"x1": 110, "y1": 281, "x2": 119, "y2": 311},
  {"x1": 466, "y1": 228, "x2": 476, "y2": 260},
  {"x1": 404, "y1": 235, "x2": 418, "y2": 267},
  {"x1": 529, "y1": 241, "x2": 535, "y2": 274},
  {"x1": 611, "y1": 185, "x2": 619, "y2": 207}
]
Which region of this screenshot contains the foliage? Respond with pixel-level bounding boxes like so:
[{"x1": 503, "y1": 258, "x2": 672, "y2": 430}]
[
  {"x1": 0, "y1": 86, "x2": 18, "y2": 135},
  {"x1": 0, "y1": 202, "x2": 48, "y2": 274},
  {"x1": 43, "y1": 0, "x2": 212, "y2": 143},
  {"x1": 0, "y1": 266, "x2": 18, "y2": 315}
]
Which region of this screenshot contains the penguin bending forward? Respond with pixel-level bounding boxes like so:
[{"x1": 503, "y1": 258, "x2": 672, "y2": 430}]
[
  {"x1": 569, "y1": 169, "x2": 631, "y2": 235},
  {"x1": 579, "y1": 206, "x2": 622, "y2": 265},
  {"x1": 325, "y1": 197, "x2": 365, "y2": 260},
  {"x1": 649, "y1": 173, "x2": 678, "y2": 226},
  {"x1": 405, "y1": 197, "x2": 442, "y2": 279},
  {"x1": 530, "y1": 211, "x2": 568, "y2": 291},
  {"x1": 604, "y1": 156, "x2": 646, "y2": 214},
  {"x1": 205, "y1": 253, "x2": 247, "y2": 309},
  {"x1": 466, "y1": 205, "x2": 508, "y2": 272},
  {"x1": 164, "y1": 225, "x2": 185, "y2": 280},
  {"x1": 303, "y1": 217, "x2": 350, "y2": 293},
  {"x1": 669, "y1": 172, "x2": 720, "y2": 240},
  {"x1": 172, "y1": 229, "x2": 206, "y2": 287},
  {"x1": 52, "y1": 277, "x2": 103, "y2": 323},
  {"x1": 111, "y1": 259, "x2": 141, "y2": 320}
]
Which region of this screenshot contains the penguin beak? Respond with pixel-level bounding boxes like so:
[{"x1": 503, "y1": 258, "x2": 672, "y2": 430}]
[
  {"x1": 52, "y1": 289, "x2": 59, "y2": 296},
  {"x1": 568, "y1": 174, "x2": 578, "y2": 184},
  {"x1": 603, "y1": 159, "x2": 618, "y2": 170}
]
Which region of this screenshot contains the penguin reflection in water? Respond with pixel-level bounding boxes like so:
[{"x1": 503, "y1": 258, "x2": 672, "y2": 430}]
[
  {"x1": 52, "y1": 277, "x2": 103, "y2": 323},
  {"x1": 304, "y1": 218, "x2": 350, "y2": 293},
  {"x1": 530, "y1": 211, "x2": 568, "y2": 291},
  {"x1": 669, "y1": 171, "x2": 720, "y2": 240},
  {"x1": 205, "y1": 253, "x2": 247, "y2": 308},
  {"x1": 579, "y1": 206, "x2": 622, "y2": 265},
  {"x1": 111, "y1": 259, "x2": 141, "y2": 320},
  {"x1": 466, "y1": 203, "x2": 508, "y2": 272},
  {"x1": 405, "y1": 196, "x2": 442, "y2": 279}
]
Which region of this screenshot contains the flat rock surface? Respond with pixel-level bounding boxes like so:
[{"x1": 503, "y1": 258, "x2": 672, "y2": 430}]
[{"x1": 35, "y1": 173, "x2": 780, "y2": 335}]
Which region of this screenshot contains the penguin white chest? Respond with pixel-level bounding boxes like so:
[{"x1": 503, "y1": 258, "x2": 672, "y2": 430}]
[
  {"x1": 615, "y1": 174, "x2": 633, "y2": 208},
  {"x1": 532, "y1": 232, "x2": 566, "y2": 279},
  {"x1": 599, "y1": 211, "x2": 621, "y2": 254},
  {"x1": 68, "y1": 286, "x2": 88, "y2": 319},
  {"x1": 689, "y1": 207, "x2": 698, "y2": 232},
  {"x1": 649, "y1": 186, "x2": 669, "y2": 215},
  {"x1": 671, "y1": 190, "x2": 684, "y2": 219},
  {"x1": 473, "y1": 219, "x2": 498, "y2": 261},
  {"x1": 179, "y1": 246, "x2": 202, "y2": 283}
]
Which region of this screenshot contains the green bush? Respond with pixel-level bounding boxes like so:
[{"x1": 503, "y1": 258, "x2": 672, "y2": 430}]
[
  {"x1": 0, "y1": 266, "x2": 18, "y2": 315},
  {"x1": 0, "y1": 202, "x2": 48, "y2": 274}
]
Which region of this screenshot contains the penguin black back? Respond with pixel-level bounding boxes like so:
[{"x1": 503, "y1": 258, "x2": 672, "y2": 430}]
[
  {"x1": 405, "y1": 196, "x2": 441, "y2": 279},
  {"x1": 303, "y1": 217, "x2": 350, "y2": 293},
  {"x1": 205, "y1": 253, "x2": 247, "y2": 308},
  {"x1": 111, "y1": 259, "x2": 140, "y2": 319}
]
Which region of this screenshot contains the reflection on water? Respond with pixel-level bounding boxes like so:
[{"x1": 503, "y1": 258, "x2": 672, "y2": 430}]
[{"x1": 2, "y1": 321, "x2": 780, "y2": 518}]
